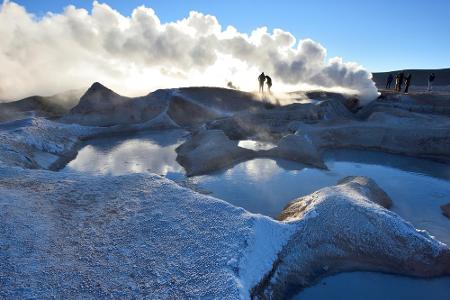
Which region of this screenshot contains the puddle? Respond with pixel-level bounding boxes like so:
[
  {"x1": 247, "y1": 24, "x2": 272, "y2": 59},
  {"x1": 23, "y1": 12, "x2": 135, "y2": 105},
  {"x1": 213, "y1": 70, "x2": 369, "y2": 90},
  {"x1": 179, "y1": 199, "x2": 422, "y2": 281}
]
[
  {"x1": 238, "y1": 140, "x2": 277, "y2": 151},
  {"x1": 190, "y1": 151, "x2": 450, "y2": 245},
  {"x1": 293, "y1": 272, "x2": 450, "y2": 300},
  {"x1": 63, "y1": 130, "x2": 450, "y2": 298},
  {"x1": 63, "y1": 129, "x2": 186, "y2": 181},
  {"x1": 64, "y1": 133, "x2": 450, "y2": 245}
]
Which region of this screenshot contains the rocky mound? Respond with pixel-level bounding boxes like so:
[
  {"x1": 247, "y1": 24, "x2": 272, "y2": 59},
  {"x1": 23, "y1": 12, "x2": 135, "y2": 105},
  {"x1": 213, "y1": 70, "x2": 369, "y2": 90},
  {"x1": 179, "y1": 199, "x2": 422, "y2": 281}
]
[
  {"x1": 70, "y1": 82, "x2": 130, "y2": 114},
  {"x1": 265, "y1": 134, "x2": 326, "y2": 169},
  {"x1": 255, "y1": 176, "x2": 450, "y2": 297},
  {"x1": 0, "y1": 90, "x2": 82, "y2": 122},
  {"x1": 304, "y1": 90, "x2": 360, "y2": 112},
  {"x1": 283, "y1": 111, "x2": 450, "y2": 164},
  {"x1": 358, "y1": 91, "x2": 450, "y2": 118},
  {"x1": 65, "y1": 84, "x2": 266, "y2": 127},
  {"x1": 206, "y1": 98, "x2": 354, "y2": 141},
  {"x1": 174, "y1": 87, "x2": 263, "y2": 112},
  {"x1": 176, "y1": 129, "x2": 254, "y2": 176},
  {"x1": 167, "y1": 95, "x2": 223, "y2": 127}
]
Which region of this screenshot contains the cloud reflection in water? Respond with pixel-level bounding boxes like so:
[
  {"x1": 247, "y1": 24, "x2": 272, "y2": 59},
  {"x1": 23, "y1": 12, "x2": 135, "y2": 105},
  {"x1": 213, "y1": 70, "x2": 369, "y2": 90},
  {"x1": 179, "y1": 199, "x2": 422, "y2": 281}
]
[{"x1": 64, "y1": 130, "x2": 186, "y2": 176}]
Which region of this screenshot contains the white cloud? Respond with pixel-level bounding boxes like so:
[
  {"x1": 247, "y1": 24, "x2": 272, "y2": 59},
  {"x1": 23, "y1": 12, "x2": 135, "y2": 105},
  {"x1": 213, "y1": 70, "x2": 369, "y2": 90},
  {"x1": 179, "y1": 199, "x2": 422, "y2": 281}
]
[{"x1": 0, "y1": 1, "x2": 378, "y2": 101}]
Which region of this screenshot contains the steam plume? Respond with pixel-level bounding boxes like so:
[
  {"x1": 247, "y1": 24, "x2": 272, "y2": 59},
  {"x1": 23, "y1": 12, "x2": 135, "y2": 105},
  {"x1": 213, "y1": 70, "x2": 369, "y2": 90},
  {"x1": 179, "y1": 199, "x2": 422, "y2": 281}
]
[{"x1": 0, "y1": 1, "x2": 378, "y2": 102}]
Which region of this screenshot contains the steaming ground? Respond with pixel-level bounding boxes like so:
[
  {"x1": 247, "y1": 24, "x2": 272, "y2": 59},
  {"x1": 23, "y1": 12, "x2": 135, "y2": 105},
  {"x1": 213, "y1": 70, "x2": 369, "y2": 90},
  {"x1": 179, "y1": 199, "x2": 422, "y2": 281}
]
[
  {"x1": 0, "y1": 1, "x2": 377, "y2": 101},
  {"x1": 1, "y1": 82, "x2": 450, "y2": 298}
]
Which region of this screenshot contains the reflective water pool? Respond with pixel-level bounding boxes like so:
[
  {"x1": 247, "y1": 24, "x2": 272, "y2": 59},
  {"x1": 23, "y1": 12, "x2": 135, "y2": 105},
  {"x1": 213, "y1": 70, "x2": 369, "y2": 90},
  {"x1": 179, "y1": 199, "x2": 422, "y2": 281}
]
[
  {"x1": 64, "y1": 130, "x2": 450, "y2": 299},
  {"x1": 194, "y1": 152, "x2": 450, "y2": 244},
  {"x1": 293, "y1": 272, "x2": 450, "y2": 300},
  {"x1": 64, "y1": 130, "x2": 450, "y2": 245},
  {"x1": 237, "y1": 140, "x2": 277, "y2": 151},
  {"x1": 63, "y1": 129, "x2": 187, "y2": 179}
]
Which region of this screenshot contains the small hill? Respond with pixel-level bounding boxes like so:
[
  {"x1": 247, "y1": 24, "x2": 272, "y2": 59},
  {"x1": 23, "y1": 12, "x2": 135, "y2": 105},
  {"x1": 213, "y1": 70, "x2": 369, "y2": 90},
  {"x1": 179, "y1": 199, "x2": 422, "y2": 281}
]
[
  {"x1": 0, "y1": 90, "x2": 82, "y2": 122},
  {"x1": 66, "y1": 84, "x2": 265, "y2": 126},
  {"x1": 70, "y1": 82, "x2": 131, "y2": 114}
]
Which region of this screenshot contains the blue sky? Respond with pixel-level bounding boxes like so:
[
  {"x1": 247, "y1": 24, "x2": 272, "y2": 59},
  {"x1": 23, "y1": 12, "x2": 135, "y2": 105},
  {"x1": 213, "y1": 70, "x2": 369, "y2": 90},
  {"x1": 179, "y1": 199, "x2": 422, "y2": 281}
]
[{"x1": 11, "y1": 0, "x2": 450, "y2": 72}]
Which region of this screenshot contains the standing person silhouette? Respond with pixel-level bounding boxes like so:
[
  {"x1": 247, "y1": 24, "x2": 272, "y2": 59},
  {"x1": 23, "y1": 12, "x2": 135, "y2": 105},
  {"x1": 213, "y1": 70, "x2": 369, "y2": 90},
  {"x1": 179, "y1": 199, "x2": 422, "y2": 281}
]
[
  {"x1": 258, "y1": 72, "x2": 266, "y2": 94},
  {"x1": 396, "y1": 72, "x2": 405, "y2": 92},
  {"x1": 404, "y1": 74, "x2": 412, "y2": 94},
  {"x1": 265, "y1": 75, "x2": 272, "y2": 94},
  {"x1": 394, "y1": 73, "x2": 400, "y2": 91},
  {"x1": 386, "y1": 73, "x2": 394, "y2": 89},
  {"x1": 428, "y1": 73, "x2": 436, "y2": 92}
]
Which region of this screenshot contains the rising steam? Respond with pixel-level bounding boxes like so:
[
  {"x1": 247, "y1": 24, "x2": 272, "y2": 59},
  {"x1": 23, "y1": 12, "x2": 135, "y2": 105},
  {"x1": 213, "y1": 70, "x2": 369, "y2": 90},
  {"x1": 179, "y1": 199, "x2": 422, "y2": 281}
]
[{"x1": 0, "y1": 1, "x2": 378, "y2": 102}]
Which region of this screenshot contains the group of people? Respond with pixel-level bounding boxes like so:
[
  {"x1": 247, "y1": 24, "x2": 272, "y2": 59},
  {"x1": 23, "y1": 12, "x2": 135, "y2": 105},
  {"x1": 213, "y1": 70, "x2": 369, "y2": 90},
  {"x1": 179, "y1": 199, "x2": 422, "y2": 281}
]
[
  {"x1": 385, "y1": 72, "x2": 412, "y2": 93},
  {"x1": 385, "y1": 72, "x2": 436, "y2": 94},
  {"x1": 258, "y1": 72, "x2": 272, "y2": 94}
]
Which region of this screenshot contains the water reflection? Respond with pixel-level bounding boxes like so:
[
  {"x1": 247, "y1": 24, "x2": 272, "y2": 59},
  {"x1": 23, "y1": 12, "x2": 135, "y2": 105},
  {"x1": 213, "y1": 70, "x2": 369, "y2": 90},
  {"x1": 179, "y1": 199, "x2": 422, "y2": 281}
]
[
  {"x1": 238, "y1": 140, "x2": 277, "y2": 151},
  {"x1": 191, "y1": 158, "x2": 336, "y2": 217},
  {"x1": 64, "y1": 130, "x2": 186, "y2": 177},
  {"x1": 293, "y1": 272, "x2": 450, "y2": 300},
  {"x1": 325, "y1": 149, "x2": 450, "y2": 181},
  {"x1": 63, "y1": 131, "x2": 450, "y2": 298},
  {"x1": 64, "y1": 132, "x2": 450, "y2": 245},
  {"x1": 191, "y1": 152, "x2": 450, "y2": 245}
]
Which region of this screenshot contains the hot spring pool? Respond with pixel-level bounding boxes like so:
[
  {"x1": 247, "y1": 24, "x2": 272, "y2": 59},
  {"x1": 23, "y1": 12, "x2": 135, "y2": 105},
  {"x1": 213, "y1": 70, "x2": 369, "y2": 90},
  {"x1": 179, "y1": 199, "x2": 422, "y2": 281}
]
[
  {"x1": 64, "y1": 129, "x2": 450, "y2": 244},
  {"x1": 63, "y1": 129, "x2": 450, "y2": 299}
]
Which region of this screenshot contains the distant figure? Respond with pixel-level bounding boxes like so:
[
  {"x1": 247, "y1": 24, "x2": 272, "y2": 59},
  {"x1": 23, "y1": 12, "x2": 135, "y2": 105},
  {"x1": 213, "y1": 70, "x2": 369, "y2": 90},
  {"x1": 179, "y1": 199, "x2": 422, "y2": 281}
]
[
  {"x1": 265, "y1": 75, "x2": 272, "y2": 94},
  {"x1": 428, "y1": 73, "x2": 436, "y2": 92},
  {"x1": 396, "y1": 72, "x2": 405, "y2": 92},
  {"x1": 227, "y1": 81, "x2": 237, "y2": 89},
  {"x1": 386, "y1": 73, "x2": 394, "y2": 89},
  {"x1": 258, "y1": 72, "x2": 266, "y2": 93},
  {"x1": 404, "y1": 74, "x2": 412, "y2": 94},
  {"x1": 394, "y1": 74, "x2": 400, "y2": 91}
]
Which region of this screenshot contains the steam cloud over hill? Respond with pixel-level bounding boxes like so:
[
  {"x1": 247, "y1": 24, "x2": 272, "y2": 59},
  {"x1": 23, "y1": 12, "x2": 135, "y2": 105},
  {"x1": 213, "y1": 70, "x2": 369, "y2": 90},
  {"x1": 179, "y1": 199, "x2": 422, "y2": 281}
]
[{"x1": 0, "y1": 1, "x2": 377, "y2": 100}]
